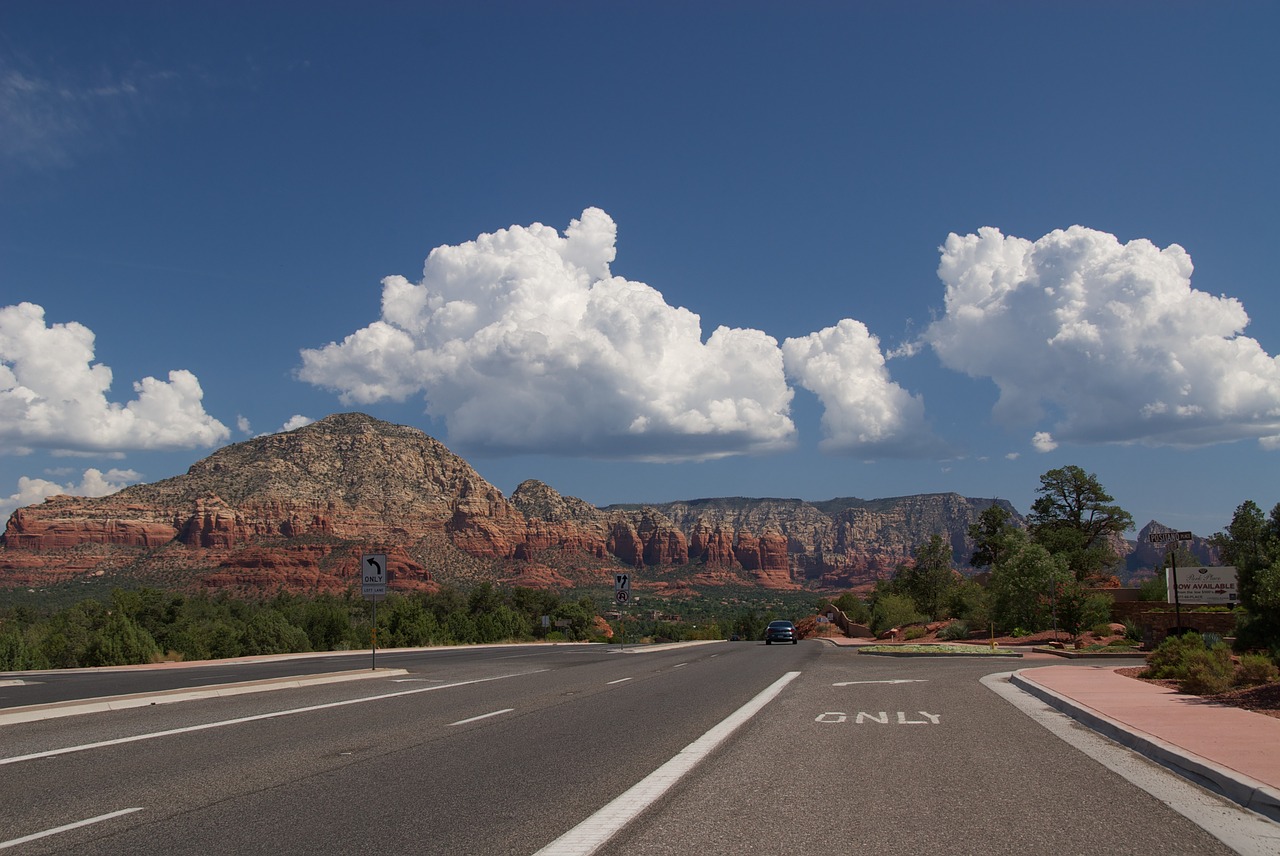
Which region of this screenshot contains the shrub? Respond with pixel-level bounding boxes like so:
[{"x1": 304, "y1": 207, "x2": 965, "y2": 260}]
[
  {"x1": 869, "y1": 593, "x2": 927, "y2": 636},
  {"x1": 1010, "y1": 627, "x2": 1033, "y2": 639},
  {"x1": 1180, "y1": 644, "x2": 1235, "y2": 695},
  {"x1": 1123, "y1": 619, "x2": 1141, "y2": 642},
  {"x1": 1090, "y1": 622, "x2": 1115, "y2": 637},
  {"x1": 1236, "y1": 653, "x2": 1279, "y2": 685},
  {"x1": 1144, "y1": 632, "x2": 1208, "y2": 680},
  {"x1": 938, "y1": 620, "x2": 970, "y2": 641},
  {"x1": 902, "y1": 625, "x2": 928, "y2": 640}
]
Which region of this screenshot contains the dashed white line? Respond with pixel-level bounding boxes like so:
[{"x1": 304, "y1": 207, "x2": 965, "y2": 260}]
[
  {"x1": 449, "y1": 708, "x2": 514, "y2": 726},
  {"x1": 606, "y1": 678, "x2": 633, "y2": 685},
  {"x1": 0, "y1": 807, "x2": 143, "y2": 850},
  {"x1": 533, "y1": 671, "x2": 801, "y2": 856}
]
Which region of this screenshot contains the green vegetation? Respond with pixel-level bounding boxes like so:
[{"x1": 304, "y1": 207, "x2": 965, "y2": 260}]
[
  {"x1": 858, "y1": 643, "x2": 1016, "y2": 656},
  {"x1": 1142, "y1": 631, "x2": 1278, "y2": 696},
  {"x1": 0, "y1": 584, "x2": 610, "y2": 671},
  {"x1": 1026, "y1": 465, "x2": 1134, "y2": 584},
  {"x1": 1211, "y1": 499, "x2": 1280, "y2": 656},
  {"x1": 0, "y1": 583, "x2": 845, "y2": 670}
]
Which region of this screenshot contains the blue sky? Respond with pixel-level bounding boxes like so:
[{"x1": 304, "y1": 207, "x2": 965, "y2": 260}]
[{"x1": 2, "y1": 1, "x2": 1277, "y2": 540}]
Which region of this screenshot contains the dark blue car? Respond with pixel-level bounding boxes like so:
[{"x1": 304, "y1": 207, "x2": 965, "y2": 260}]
[{"x1": 764, "y1": 620, "x2": 797, "y2": 644}]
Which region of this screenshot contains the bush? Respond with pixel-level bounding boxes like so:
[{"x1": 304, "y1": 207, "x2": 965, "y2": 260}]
[
  {"x1": 902, "y1": 625, "x2": 928, "y2": 640},
  {"x1": 1144, "y1": 632, "x2": 1209, "y2": 680},
  {"x1": 1236, "y1": 653, "x2": 1279, "y2": 685},
  {"x1": 1181, "y1": 645, "x2": 1235, "y2": 695},
  {"x1": 1010, "y1": 627, "x2": 1033, "y2": 639},
  {"x1": 938, "y1": 620, "x2": 970, "y2": 641},
  {"x1": 869, "y1": 593, "x2": 927, "y2": 635},
  {"x1": 1123, "y1": 619, "x2": 1141, "y2": 642},
  {"x1": 1089, "y1": 622, "x2": 1115, "y2": 637}
]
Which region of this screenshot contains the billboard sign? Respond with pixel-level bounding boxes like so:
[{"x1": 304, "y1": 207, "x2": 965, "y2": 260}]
[{"x1": 1168, "y1": 566, "x2": 1238, "y2": 605}]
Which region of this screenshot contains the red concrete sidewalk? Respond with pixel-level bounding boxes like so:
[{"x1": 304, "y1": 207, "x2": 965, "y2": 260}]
[{"x1": 1014, "y1": 665, "x2": 1280, "y2": 821}]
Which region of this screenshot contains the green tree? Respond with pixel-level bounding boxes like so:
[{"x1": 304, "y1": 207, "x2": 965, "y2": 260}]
[
  {"x1": 987, "y1": 537, "x2": 1067, "y2": 633},
  {"x1": 893, "y1": 534, "x2": 958, "y2": 620},
  {"x1": 1027, "y1": 465, "x2": 1133, "y2": 582},
  {"x1": 968, "y1": 504, "x2": 1019, "y2": 570},
  {"x1": 948, "y1": 579, "x2": 990, "y2": 626},
  {"x1": 828, "y1": 593, "x2": 870, "y2": 625},
  {"x1": 1212, "y1": 500, "x2": 1280, "y2": 652},
  {"x1": 869, "y1": 593, "x2": 928, "y2": 636}
]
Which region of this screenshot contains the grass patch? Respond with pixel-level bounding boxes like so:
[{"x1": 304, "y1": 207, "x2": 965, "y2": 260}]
[{"x1": 858, "y1": 643, "x2": 1018, "y2": 656}]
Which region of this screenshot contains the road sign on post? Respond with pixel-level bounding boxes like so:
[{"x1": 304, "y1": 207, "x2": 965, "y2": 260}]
[
  {"x1": 362, "y1": 553, "x2": 387, "y2": 670},
  {"x1": 362, "y1": 553, "x2": 387, "y2": 600},
  {"x1": 1147, "y1": 531, "x2": 1195, "y2": 635}
]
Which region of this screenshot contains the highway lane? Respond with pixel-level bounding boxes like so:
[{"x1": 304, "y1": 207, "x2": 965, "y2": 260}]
[
  {"x1": 1, "y1": 643, "x2": 1263, "y2": 855},
  {"x1": 596, "y1": 650, "x2": 1243, "y2": 856},
  {"x1": 0, "y1": 640, "x2": 816, "y2": 854}
]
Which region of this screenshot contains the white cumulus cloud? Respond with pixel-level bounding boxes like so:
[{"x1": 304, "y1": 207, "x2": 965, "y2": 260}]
[
  {"x1": 782, "y1": 319, "x2": 941, "y2": 456},
  {"x1": 0, "y1": 302, "x2": 230, "y2": 453},
  {"x1": 1031, "y1": 431, "x2": 1058, "y2": 453},
  {"x1": 924, "y1": 226, "x2": 1280, "y2": 449},
  {"x1": 0, "y1": 466, "x2": 139, "y2": 520},
  {"x1": 299, "y1": 209, "x2": 802, "y2": 461}
]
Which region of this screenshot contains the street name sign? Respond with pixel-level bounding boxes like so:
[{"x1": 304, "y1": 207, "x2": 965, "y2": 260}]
[{"x1": 1147, "y1": 530, "x2": 1194, "y2": 544}]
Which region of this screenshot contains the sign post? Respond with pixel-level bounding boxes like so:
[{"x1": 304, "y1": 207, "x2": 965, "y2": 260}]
[
  {"x1": 614, "y1": 573, "x2": 632, "y2": 650},
  {"x1": 1147, "y1": 530, "x2": 1193, "y2": 634},
  {"x1": 362, "y1": 553, "x2": 387, "y2": 669}
]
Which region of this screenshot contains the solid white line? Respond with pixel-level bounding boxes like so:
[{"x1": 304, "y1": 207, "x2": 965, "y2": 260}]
[
  {"x1": 0, "y1": 671, "x2": 546, "y2": 767},
  {"x1": 533, "y1": 670, "x2": 801, "y2": 856},
  {"x1": 449, "y1": 708, "x2": 514, "y2": 726},
  {"x1": 0, "y1": 807, "x2": 143, "y2": 849}
]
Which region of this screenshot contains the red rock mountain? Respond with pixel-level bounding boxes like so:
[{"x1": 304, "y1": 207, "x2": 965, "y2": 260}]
[{"x1": 1, "y1": 413, "x2": 1021, "y2": 594}]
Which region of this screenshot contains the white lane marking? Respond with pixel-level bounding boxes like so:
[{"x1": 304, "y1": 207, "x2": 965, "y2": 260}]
[
  {"x1": 833, "y1": 679, "x2": 927, "y2": 686},
  {"x1": 533, "y1": 670, "x2": 801, "y2": 856},
  {"x1": 672, "y1": 663, "x2": 687, "y2": 669},
  {"x1": 0, "y1": 807, "x2": 143, "y2": 850},
  {"x1": 391, "y1": 679, "x2": 444, "y2": 683},
  {"x1": 606, "y1": 678, "x2": 633, "y2": 685},
  {"x1": 449, "y1": 708, "x2": 514, "y2": 726},
  {"x1": 984, "y1": 672, "x2": 1280, "y2": 856},
  {"x1": 0, "y1": 671, "x2": 546, "y2": 767}
]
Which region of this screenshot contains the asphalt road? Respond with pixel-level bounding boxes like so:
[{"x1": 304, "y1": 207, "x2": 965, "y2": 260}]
[{"x1": 0, "y1": 642, "x2": 1255, "y2": 855}]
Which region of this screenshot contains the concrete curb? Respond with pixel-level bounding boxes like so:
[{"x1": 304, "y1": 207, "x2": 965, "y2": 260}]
[
  {"x1": 1030, "y1": 646, "x2": 1146, "y2": 659},
  {"x1": 1011, "y1": 669, "x2": 1280, "y2": 823},
  {"x1": 0, "y1": 668, "x2": 408, "y2": 727}
]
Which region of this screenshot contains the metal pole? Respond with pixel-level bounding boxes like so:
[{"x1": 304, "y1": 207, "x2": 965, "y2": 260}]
[
  {"x1": 1170, "y1": 547, "x2": 1183, "y2": 633},
  {"x1": 372, "y1": 598, "x2": 377, "y2": 670}
]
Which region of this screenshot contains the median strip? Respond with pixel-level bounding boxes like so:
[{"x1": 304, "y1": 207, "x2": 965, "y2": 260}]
[
  {"x1": 0, "y1": 670, "x2": 545, "y2": 766},
  {"x1": 0, "y1": 669, "x2": 410, "y2": 727}
]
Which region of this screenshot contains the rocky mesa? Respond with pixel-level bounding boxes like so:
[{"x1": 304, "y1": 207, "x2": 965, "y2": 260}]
[{"x1": 1, "y1": 412, "x2": 1022, "y2": 594}]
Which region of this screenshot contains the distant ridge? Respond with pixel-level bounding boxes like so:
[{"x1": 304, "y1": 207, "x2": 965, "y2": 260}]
[{"x1": 0, "y1": 413, "x2": 1177, "y2": 594}]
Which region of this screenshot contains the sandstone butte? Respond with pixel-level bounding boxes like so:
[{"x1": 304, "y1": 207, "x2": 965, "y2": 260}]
[{"x1": 0, "y1": 412, "x2": 1023, "y2": 596}]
